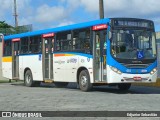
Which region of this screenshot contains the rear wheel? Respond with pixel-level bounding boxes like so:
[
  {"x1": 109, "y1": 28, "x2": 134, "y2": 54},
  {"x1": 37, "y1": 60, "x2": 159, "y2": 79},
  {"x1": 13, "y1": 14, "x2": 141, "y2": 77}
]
[
  {"x1": 118, "y1": 83, "x2": 131, "y2": 91},
  {"x1": 54, "y1": 82, "x2": 68, "y2": 88},
  {"x1": 79, "y1": 70, "x2": 92, "y2": 92},
  {"x1": 24, "y1": 70, "x2": 35, "y2": 87}
]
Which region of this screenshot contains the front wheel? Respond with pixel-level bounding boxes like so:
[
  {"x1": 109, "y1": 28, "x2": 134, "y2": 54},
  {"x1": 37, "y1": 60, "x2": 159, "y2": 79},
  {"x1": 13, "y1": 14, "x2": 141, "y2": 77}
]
[
  {"x1": 79, "y1": 70, "x2": 92, "y2": 92},
  {"x1": 118, "y1": 83, "x2": 131, "y2": 91}
]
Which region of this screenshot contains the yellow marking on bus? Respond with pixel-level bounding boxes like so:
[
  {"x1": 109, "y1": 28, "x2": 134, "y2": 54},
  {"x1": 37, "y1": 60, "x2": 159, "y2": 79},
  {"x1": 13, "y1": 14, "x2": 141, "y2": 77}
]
[
  {"x1": 54, "y1": 54, "x2": 65, "y2": 57},
  {"x1": 2, "y1": 57, "x2": 12, "y2": 62},
  {"x1": 54, "y1": 54, "x2": 75, "y2": 57},
  {"x1": 65, "y1": 54, "x2": 75, "y2": 56}
]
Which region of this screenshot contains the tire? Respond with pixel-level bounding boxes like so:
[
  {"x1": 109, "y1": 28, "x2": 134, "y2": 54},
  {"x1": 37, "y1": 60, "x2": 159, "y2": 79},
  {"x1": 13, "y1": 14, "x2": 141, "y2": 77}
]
[
  {"x1": 24, "y1": 70, "x2": 35, "y2": 87},
  {"x1": 54, "y1": 82, "x2": 68, "y2": 88},
  {"x1": 79, "y1": 70, "x2": 92, "y2": 92},
  {"x1": 118, "y1": 83, "x2": 131, "y2": 91}
]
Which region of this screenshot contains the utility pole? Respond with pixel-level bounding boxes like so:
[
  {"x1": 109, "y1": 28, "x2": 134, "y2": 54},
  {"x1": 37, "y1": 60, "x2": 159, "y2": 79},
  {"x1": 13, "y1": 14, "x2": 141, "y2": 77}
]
[
  {"x1": 13, "y1": 0, "x2": 18, "y2": 27},
  {"x1": 99, "y1": 0, "x2": 104, "y2": 19}
]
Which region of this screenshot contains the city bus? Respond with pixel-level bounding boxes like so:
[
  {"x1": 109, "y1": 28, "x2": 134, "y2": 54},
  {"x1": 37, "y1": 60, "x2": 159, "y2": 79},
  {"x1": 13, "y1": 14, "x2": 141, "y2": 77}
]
[{"x1": 2, "y1": 18, "x2": 157, "y2": 91}]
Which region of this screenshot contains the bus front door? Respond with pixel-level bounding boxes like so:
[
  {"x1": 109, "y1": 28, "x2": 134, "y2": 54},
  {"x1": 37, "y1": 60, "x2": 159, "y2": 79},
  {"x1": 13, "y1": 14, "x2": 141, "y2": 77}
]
[
  {"x1": 94, "y1": 30, "x2": 107, "y2": 82},
  {"x1": 42, "y1": 33, "x2": 54, "y2": 81},
  {"x1": 12, "y1": 39, "x2": 20, "y2": 79}
]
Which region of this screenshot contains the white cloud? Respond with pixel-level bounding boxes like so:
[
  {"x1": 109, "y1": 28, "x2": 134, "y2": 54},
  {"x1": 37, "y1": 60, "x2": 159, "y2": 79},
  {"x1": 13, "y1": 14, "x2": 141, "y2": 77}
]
[
  {"x1": 0, "y1": 0, "x2": 32, "y2": 25},
  {"x1": 79, "y1": 0, "x2": 160, "y2": 18},
  {"x1": 0, "y1": 0, "x2": 12, "y2": 18},
  {"x1": 1, "y1": 0, "x2": 160, "y2": 31},
  {"x1": 19, "y1": 16, "x2": 33, "y2": 26},
  {"x1": 0, "y1": 0, "x2": 12, "y2": 10},
  {"x1": 80, "y1": 0, "x2": 99, "y2": 12},
  {"x1": 35, "y1": 4, "x2": 66, "y2": 23},
  {"x1": 57, "y1": 21, "x2": 74, "y2": 27},
  {"x1": 17, "y1": 0, "x2": 31, "y2": 10}
]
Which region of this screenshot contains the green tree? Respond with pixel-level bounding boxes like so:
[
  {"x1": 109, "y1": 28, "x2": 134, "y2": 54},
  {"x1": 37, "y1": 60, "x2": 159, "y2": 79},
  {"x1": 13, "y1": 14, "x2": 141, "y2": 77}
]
[
  {"x1": 0, "y1": 21, "x2": 13, "y2": 28},
  {"x1": 0, "y1": 21, "x2": 32, "y2": 35}
]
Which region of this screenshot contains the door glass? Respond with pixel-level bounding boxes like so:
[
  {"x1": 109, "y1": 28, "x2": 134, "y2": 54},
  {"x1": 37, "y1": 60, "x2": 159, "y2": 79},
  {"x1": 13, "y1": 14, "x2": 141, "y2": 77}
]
[
  {"x1": 44, "y1": 37, "x2": 54, "y2": 79},
  {"x1": 13, "y1": 42, "x2": 20, "y2": 78},
  {"x1": 95, "y1": 30, "x2": 107, "y2": 81}
]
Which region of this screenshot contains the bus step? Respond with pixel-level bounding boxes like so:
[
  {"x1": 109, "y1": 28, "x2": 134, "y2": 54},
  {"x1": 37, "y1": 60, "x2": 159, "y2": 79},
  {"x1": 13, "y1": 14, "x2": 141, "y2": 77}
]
[
  {"x1": 95, "y1": 80, "x2": 107, "y2": 83},
  {"x1": 12, "y1": 77, "x2": 19, "y2": 80},
  {"x1": 44, "y1": 80, "x2": 53, "y2": 83}
]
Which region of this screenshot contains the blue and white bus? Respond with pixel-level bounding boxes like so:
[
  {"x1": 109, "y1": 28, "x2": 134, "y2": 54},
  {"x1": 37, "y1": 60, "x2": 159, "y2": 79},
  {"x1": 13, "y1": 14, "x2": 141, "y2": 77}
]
[{"x1": 2, "y1": 18, "x2": 157, "y2": 91}]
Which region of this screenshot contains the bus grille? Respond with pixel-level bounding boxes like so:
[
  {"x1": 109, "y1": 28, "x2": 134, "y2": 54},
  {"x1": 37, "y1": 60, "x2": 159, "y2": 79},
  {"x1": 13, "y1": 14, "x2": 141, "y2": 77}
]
[{"x1": 121, "y1": 64, "x2": 150, "y2": 69}]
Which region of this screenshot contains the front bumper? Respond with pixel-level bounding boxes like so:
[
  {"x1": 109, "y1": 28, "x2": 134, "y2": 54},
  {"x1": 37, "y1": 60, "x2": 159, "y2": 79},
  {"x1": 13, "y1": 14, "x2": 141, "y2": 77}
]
[{"x1": 107, "y1": 65, "x2": 157, "y2": 83}]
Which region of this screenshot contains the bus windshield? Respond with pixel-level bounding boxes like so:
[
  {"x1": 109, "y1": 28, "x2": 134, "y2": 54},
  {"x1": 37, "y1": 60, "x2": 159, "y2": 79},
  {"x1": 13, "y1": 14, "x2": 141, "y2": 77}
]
[{"x1": 111, "y1": 29, "x2": 156, "y2": 60}]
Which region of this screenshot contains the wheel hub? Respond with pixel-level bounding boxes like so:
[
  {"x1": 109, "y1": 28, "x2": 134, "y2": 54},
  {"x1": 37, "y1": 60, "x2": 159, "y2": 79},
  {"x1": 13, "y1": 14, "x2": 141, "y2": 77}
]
[
  {"x1": 26, "y1": 75, "x2": 31, "y2": 84},
  {"x1": 81, "y1": 76, "x2": 87, "y2": 87}
]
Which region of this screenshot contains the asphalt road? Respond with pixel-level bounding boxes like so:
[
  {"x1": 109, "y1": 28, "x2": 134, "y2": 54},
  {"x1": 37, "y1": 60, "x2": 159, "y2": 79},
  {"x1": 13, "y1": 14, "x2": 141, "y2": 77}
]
[{"x1": 0, "y1": 82, "x2": 160, "y2": 120}]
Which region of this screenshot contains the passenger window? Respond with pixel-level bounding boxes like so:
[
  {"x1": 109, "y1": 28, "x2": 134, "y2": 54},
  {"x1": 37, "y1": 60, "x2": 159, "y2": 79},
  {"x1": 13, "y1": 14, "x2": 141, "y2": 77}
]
[
  {"x1": 73, "y1": 28, "x2": 92, "y2": 54},
  {"x1": 30, "y1": 35, "x2": 42, "y2": 53},
  {"x1": 4, "y1": 40, "x2": 12, "y2": 56},
  {"x1": 56, "y1": 31, "x2": 72, "y2": 51}
]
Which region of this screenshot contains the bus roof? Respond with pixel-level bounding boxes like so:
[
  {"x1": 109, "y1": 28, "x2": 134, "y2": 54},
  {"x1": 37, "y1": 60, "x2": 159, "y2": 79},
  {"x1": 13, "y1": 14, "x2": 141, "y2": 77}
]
[{"x1": 4, "y1": 18, "x2": 110, "y2": 41}]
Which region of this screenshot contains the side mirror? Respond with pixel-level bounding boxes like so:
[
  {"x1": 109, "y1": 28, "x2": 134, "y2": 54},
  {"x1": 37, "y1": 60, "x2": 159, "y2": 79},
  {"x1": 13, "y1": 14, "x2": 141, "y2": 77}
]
[{"x1": 109, "y1": 31, "x2": 112, "y2": 40}]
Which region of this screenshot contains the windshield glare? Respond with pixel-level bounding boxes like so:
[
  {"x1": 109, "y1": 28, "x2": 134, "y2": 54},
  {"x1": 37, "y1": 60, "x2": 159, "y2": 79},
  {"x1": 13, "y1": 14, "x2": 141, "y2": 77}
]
[{"x1": 111, "y1": 29, "x2": 156, "y2": 60}]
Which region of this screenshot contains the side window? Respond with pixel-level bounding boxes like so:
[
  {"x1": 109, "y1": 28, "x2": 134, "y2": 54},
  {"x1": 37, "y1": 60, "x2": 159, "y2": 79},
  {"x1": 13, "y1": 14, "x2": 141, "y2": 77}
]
[
  {"x1": 56, "y1": 31, "x2": 72, "y2": 51},
  {"x1": 20, "y1": 37, "x2": 29, "y2": 54},
  {"x1": 73, "y1": 28, "x2": 91, "y2": 54},
  {"x1": 30, "y1": 36, "x2": 42, "y2": 54},
  {"x1": 4, "y1": 40, "x2": 12, "y2": 56}
]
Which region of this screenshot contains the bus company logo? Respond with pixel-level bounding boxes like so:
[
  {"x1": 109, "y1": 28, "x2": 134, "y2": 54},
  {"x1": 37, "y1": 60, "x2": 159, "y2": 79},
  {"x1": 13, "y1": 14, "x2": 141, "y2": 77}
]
[
  {"x1": 55, "y1": 60, "x2": 65, "y2": 64},
  {"x1": 87, "y1": 58, "x2": 90, "y2": 62},
  {"x1": 67, "y1": 58, "x2": 77, "y2": 63},
  {"x1": 126, "y1": 69, "x2": 131, "y2": 73},
  {"x1": 131, "y1": 61, "x2": 142, "y2": 64},
  {"x1": 136, "y1": 70, "x2": 139, "y2": 74},
  {"x1": 81, "y1": 59, "x2": 85, "y2": 63},
  {"x1": 141, "y1": 69, "x2": 147, "y2": 73},
  {"x1": 39, "y1": 55, "x2": 42, "y2": 61}
]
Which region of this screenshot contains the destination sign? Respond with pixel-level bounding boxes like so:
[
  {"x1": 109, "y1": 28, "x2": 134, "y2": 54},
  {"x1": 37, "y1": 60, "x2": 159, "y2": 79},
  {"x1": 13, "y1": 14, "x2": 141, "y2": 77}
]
[{"x1": 113, "y1": 20, "x2": 153, "y2": 28}]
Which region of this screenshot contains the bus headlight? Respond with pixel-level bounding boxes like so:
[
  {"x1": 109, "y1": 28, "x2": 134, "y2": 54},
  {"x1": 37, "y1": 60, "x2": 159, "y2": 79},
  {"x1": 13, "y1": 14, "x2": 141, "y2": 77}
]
[
  {"x1": 110, "y1": 66, "x2": 122, "y2": 75},
  {"x1": 150, "y1": 68, "x2": 157, "y2": 75}
]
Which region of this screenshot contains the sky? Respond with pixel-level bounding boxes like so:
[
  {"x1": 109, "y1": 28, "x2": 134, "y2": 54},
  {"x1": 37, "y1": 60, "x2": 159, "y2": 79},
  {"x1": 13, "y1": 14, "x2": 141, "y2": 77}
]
[{"x1": 0, "y1": 0, "x2": 160, "y2": 31}]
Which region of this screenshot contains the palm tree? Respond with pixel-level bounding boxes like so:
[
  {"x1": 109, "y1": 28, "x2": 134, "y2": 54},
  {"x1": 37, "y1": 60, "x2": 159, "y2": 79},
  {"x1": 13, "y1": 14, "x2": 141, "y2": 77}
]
[{"x1": 0, "y1": 21, "x2": 13, "y2": 28}]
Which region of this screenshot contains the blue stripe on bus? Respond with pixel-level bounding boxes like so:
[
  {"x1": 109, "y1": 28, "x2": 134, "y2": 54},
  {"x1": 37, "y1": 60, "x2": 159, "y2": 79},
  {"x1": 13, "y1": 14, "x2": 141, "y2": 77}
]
[{"x1": 4, "y1": 18, "x2": 110, "y2": 40}]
